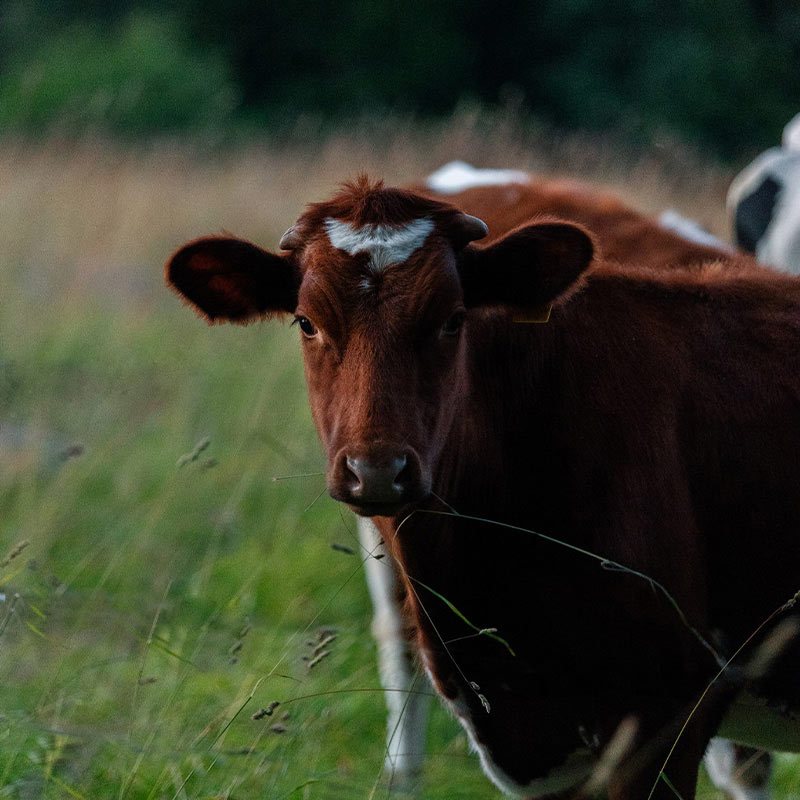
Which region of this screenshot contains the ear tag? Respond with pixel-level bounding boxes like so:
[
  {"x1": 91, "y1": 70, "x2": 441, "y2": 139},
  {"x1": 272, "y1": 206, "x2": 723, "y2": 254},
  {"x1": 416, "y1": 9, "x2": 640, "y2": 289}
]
[{"x1": 513, "y1": 304, "x2": 553, "y2": 324}]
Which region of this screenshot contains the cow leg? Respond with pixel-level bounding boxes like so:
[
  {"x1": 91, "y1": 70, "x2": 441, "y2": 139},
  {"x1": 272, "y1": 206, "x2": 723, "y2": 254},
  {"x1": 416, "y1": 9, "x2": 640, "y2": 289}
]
[
  {"x1": 704, "y1": 739, "x2": 772, "y2": 800},
  {"x1": 603, "y1": 702, "x2": 730, "y2": 800},
  {"x1": 606, "y1": 742, "x2": 703, "y2": 800},
  {"x1": 357, "y1": 517, "x2": 431, "y2": 793}
]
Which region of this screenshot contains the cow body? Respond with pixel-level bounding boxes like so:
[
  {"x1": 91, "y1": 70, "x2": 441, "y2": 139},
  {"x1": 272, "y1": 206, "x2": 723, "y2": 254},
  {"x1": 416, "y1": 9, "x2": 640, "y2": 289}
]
[
  {"x1": 382, "y1": 165, "x2": 780, "y2": 798},
  {"x1": 372, "y1": 262, "x2": 800, "y2": 796},
  {"x1": 418, "y1": 161, "x2": 732, "y2": 268},
  {"x1": 361, "y1": 252, "x2": 798, "y2": 788},
  {"x1": 167, "y1": 176, "x2": 800, "y2": 799},
  {"x1": 360, "y1": 163, "x2": 748, "y2": 793}
]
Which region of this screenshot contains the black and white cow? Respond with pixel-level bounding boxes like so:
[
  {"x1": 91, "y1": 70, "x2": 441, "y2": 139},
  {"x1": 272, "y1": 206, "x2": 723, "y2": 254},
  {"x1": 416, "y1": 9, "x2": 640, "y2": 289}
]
[{"x1": 728, "y1": 114, "x2": 800, "y2": 273}]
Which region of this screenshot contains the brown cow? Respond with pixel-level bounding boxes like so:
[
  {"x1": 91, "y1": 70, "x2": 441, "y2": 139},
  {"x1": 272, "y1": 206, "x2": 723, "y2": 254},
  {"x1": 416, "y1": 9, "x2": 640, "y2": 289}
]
[
  {"x1": 418, "y1": 161, "x2": 734, "y2": 269},
  {"x1": 167, "y1": 176, "x2": 800, "y2": 799},
  {"x1": 411, "y1": 164, "x2": 774, "y2": 800},
  {"x1": 362, "y1": 163, "x2": 768, "y2": 798}
]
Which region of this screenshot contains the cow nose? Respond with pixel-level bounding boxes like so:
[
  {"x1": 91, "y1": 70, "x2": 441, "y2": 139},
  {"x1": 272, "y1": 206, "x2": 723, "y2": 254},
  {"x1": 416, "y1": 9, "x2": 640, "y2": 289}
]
[
  {"x1": 330, "y1": 445, "x2": 427, "y2": 512},
  {"x1": 345, "y1": 453, "x2": 409, "y2": 502}
]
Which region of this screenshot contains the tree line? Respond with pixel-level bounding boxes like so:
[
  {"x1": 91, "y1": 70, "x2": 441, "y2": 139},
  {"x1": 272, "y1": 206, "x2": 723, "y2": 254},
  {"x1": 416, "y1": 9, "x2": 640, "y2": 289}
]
[{"x1": 1, "y1": 0, "x2": 797, "y2": 157}]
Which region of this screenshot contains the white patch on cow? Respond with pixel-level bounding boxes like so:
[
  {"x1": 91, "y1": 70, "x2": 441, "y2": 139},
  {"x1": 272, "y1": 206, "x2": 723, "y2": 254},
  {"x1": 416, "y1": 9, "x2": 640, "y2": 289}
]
[
  {"x1": 783, "y1": 112, "x2": 800, "y2": 152},
  {"x1": 450, "y1": 690, "x2": 594, "y2": 798},
  {"x1": 760, "y1": 173, "x2": 800, "y2": 271},
  {"x1": 425, "y1": 160, "x2": 529, "y2": 194},
  {"x1": 658, "y1": 209, "x2": 735, "y2": 253},
  {"x1": 417, "y1": 645, "x2": 593, "y2": 798},
  {"x1": 704, "y1": 738, "x2": 770, "y2": 800},
  {"x1": 357, "y1": 517, "x2": 431, "y2": 790},
  {"x1": 727, "y1": 147, "x2": 800, "y2": 273},
  {"x1": 324, "y1": 217, "x2": 434, "y2": 272}
]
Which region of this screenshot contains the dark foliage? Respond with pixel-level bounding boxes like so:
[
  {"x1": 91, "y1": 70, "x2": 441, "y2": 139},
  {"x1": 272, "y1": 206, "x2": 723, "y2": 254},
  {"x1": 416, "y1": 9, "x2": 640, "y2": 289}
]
[{"x1": 1, "y1": 0, "x2": 798, "y2": 157}]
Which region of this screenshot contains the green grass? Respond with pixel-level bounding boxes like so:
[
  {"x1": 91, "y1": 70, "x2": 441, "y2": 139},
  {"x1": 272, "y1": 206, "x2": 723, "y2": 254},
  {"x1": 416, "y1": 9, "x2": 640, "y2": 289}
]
[
  {"x1": 0, "y1": 302, "x2": 487, "y2": 800},
  {"x1": 0, "y1": 165, "x2": 489, "y2": 797},
  {"x1": 0, "y1": 132, "x2": 797, "y2": 799}
]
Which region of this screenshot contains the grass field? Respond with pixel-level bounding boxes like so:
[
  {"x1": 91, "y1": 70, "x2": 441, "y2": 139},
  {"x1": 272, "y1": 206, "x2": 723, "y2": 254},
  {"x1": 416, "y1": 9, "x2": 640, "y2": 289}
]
[{"x1": 1, "y1": 116, "x2": 798, "y2": 799}]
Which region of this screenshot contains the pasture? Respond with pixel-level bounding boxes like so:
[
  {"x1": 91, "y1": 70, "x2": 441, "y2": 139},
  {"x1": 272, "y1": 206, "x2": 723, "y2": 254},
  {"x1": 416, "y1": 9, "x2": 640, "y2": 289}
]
[{"x1": 1, "y1": 116, "x2": 798, "y2": 799}]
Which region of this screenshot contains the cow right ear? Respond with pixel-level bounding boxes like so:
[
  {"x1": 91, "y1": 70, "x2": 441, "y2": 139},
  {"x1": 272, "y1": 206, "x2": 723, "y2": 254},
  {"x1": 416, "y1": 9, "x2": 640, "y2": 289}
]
[
  {"x1": 166, "y1": 236, "x2": 300, "y2": 323},
  {"x1": 457, "y1": 221, "x2": 595, "y2": 312}
]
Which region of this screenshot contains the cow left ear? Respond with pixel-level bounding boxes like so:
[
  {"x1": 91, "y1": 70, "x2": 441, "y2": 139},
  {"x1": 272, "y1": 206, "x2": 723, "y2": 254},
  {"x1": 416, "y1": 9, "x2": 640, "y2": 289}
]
[
  {"x1": 458, "y1": 221, "x2": 595, "y2": 311},
  {"x1": 166, "y1": 236, "x2": 300, "y2": 323}
]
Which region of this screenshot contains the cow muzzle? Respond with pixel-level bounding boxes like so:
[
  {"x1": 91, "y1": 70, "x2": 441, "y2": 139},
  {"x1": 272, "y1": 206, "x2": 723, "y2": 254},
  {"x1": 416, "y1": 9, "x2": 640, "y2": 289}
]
[{"x1": 329, "y1": 443, "x2": 428, "y2": 516}]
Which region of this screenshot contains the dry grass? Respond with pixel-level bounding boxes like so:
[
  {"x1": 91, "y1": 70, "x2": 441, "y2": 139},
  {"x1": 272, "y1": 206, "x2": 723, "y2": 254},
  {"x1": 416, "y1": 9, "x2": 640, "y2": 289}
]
[{"x1": 0, "y1": 108, "x2": 734, "y2": 292}]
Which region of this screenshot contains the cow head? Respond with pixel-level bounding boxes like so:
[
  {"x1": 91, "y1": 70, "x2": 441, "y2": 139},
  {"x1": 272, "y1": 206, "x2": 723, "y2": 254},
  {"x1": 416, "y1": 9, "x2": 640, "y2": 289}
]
[{"x1": 166, "y1": 178, "x2": 593, "y2": 517}]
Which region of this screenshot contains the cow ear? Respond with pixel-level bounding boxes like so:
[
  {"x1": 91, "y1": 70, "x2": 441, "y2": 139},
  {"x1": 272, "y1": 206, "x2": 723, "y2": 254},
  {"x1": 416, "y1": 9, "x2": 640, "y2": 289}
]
[
  {"x1": 166, "y1": 236, "x2": 300, "y2": 323},
  {"x1": 458, "y1": 221, "x2": 594, "y2": 311}
]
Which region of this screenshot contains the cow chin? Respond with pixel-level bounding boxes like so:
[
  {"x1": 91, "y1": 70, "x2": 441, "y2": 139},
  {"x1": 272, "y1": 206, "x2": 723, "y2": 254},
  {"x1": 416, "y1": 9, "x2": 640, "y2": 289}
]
[
  {"x1": 343, "y1": 495, "x2": 429, "y2": 519},
  {"x1": 328, "y1": 480, "x2": 432, "y2": 519}
]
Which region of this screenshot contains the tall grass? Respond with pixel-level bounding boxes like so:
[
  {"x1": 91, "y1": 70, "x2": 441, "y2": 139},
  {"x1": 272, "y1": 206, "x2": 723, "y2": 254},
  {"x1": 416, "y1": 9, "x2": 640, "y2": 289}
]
[{"x1": 0, "y1": 115, "x2": 796, "y2": 799}]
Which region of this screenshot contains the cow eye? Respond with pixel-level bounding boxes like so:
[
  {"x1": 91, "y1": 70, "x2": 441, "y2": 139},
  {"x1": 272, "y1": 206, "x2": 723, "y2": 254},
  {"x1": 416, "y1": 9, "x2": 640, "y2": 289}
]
[
  {"x1": 293, "y1": 315, "x2": 317, "y2": 337},
  {"x1": 441, "y1": 310, "x2": 466, "y2": 337}
]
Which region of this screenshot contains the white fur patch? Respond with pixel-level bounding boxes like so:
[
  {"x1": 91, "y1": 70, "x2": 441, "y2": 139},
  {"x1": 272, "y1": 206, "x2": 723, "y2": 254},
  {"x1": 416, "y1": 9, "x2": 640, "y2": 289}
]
[
  {"x1": 324, "y1": 217, "x2": 434, "y2": 271},
  {"x1": 357, "y1": 517, "x2": 431, "y2": 787},
  {"x1": 426, "y1": 161, "x2": 529, "y2": 194},
  {"x1": 783, "y1": 113, "x2": 800, "y2": 152},
  {"x1": 417, "y1": 646, "x2": 593, "y2": 798},
  {"x1": 727, "y1": 148, "x2": 800, "y2": 272},
  {"x1": 658, "y1": 209, "x2": 736, "y2": 253},
  {"x1": 448, "y1": 689, "x2": 593, "y2": 798},
  {"x1": 704, "y1": 738, "x2": 769, "y2": 800}
]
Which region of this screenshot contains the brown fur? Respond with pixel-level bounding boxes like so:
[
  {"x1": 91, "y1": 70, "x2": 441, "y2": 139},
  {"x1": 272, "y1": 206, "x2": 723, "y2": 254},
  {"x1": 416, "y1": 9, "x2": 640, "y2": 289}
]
[
  {"x1": 166, "y1": 176, "x2": 799, "y2": 800},
  {"x1": 413, "y1": 177, "x2": 741, "y2": 270}
]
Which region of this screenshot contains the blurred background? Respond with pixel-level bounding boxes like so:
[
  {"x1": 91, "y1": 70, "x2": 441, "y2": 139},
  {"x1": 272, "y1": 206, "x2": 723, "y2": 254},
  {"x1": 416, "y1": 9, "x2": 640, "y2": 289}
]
[
  {"x1": 0, "y1": 2, "x2": 798, "y2": 799},
  {"x1": 1, "y1": 0, "x2": 799, "y2": 157}
]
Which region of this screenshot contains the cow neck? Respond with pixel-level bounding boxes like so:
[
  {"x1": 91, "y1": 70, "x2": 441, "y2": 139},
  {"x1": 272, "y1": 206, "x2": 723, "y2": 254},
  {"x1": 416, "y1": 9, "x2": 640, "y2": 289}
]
[{"x1": 380, "y1": 308, "x2": 559, "y2": 583}]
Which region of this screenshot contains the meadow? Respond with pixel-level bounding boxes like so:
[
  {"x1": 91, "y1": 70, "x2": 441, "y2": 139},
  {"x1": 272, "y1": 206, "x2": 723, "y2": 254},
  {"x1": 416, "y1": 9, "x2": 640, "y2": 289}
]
[{"x1": 1, "y1": 113, "x2": 798, "y2": 799}]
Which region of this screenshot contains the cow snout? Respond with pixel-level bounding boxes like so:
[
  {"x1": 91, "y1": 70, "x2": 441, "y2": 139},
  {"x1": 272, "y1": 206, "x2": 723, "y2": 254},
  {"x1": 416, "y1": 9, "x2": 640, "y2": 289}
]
[
  {"x1": 330, "y1": 445, "x2": 427, "y2": 515},
  {"x1": 346, "y1": 453, "x2": 407, "y2": 498}
]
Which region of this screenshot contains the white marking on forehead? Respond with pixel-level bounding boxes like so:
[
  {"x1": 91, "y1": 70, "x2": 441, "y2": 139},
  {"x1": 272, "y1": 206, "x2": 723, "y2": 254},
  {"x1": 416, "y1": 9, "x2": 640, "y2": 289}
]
[
  {"x1": 324, "y1": 216, "x2": 435, "y2": 271},
  {"x1": 426, "y1": 160, "x2": 529, "y2": 194}
]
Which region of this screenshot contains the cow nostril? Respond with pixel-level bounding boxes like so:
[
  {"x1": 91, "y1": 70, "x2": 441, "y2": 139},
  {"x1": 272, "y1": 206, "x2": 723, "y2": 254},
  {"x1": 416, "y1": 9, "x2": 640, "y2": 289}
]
[
  {"x1": 344, "y1": 455, "x2": 361, "y2": 485},
  {"x1": 393, "y1": 456, "x2": 411, "y2": 489}
]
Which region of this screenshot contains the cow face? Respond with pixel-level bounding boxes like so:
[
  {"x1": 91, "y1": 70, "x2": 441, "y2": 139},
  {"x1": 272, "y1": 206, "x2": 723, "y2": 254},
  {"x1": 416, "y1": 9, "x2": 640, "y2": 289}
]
[{"x1": 166, "y1": 180, "x2": 593, "y2": 517}]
